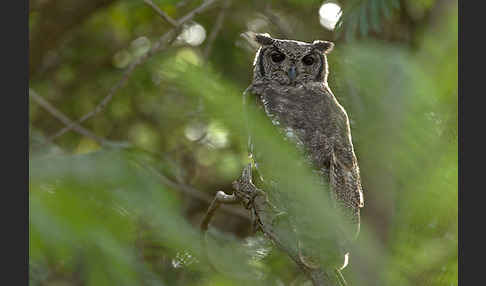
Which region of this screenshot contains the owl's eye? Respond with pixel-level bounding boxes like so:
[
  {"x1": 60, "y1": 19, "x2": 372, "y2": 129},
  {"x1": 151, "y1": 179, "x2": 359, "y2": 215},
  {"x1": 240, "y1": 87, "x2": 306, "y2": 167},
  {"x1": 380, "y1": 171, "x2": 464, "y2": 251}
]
[
  {"x1": 302, "y1": 55, "x2": 315, "y2": 66},
  {"x1": 271, "y1": 52, "x2": 285, "y2": 63}
]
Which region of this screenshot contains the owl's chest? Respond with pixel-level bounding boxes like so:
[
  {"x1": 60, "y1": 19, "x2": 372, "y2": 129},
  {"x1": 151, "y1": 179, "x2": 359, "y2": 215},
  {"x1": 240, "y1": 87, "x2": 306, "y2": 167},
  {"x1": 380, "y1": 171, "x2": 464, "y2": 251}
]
[{"x1": 258, "y1": 92, "x2": 336, "y2": 169}]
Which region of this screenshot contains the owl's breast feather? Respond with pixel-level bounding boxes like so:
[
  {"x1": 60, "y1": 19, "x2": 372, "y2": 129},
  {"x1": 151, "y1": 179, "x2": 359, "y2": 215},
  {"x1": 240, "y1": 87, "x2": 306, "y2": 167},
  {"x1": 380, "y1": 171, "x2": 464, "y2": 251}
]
[{"x1": 255, "y1": 83, "x2": 343, "y2": 171}]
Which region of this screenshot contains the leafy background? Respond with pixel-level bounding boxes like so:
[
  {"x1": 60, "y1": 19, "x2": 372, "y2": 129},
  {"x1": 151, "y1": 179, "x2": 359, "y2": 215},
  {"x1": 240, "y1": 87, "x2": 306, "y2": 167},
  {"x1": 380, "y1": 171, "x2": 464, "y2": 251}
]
[{"x1": 29, "y1": 0, "x2": 458, "y2": 285}]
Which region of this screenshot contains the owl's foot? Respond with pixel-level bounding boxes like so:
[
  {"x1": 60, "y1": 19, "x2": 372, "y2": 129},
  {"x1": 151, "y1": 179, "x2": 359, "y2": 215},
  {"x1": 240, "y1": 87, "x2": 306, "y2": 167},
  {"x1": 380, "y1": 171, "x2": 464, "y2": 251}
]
[
  {"x1": 232, "y1": 164, "x2": 259, "y2": 209},
  {"x1": 201, "y1": 191, "x2": 239, "y2": 232}
]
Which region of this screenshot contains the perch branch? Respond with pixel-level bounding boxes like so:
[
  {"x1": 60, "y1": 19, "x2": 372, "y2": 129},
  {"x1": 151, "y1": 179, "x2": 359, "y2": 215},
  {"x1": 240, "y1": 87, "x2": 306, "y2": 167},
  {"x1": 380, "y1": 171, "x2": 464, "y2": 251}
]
[
  {"x1": 201, "y1": 163, "x2": 340, "y2": 286},
  {"x1": 28, "y1": 90, "x2": 243, "y2": 220},
  {"x1": 140, "y1": 160, "x2": 248, "y2": 220},
  {"x1": 29, "y1": 88, "x2": 246, "y2": 221},
  {"x1": 200, "y1": 191, "x2": 239, "y2": 232},
  {"x1": 47, "y1": 0, "x2": 218, "y2": 142}
]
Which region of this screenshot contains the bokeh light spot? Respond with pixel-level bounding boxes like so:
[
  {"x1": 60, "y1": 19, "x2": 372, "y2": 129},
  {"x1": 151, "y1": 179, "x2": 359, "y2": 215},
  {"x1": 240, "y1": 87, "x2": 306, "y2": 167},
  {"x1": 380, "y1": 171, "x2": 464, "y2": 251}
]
[
  {"x1": 205, "y1": 122, "x2": 229, "y2": 149},
  {"x1": 112, "y1": 49, "x2": 132, "y2": 69},
  {"x1": 177, "y1": 23, "x2": 207, "y2": 46},
  {"x1": 130, "y1": 36, "x2": 151, "y2": 58},
  {"x1": 184, "y1": 122, "x2": 207, "y2": 141},
  {"x1": 319, "y1": 2, "x2": 342, "y2": 30}
]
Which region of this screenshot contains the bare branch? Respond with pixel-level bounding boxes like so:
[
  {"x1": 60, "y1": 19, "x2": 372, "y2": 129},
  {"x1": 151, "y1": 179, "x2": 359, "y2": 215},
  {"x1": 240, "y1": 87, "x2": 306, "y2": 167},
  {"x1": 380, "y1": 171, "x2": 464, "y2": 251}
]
[
  {"x1": 176, "y1": 0, "x2": 217, "y2": 25},
  {"x1": 140, "y1": 159, "x2": 249, "y2": 220},
  {"x1": 202, "y1": 164, "x2": 341, "y2": 286},
  {"x1": 144, "y1": 0, "x2": 178, "y2": 27},
  {"x1": 29, "y1": 89, "x2": 106, "y2": 145},
  {"x1": 203, "y1": 0, "x2": 231, "y2": 60},
  {"x1": 30, "y1": 0, "x2": 116, "y2": 76},
  {"x1": 48, "y1": 0, "x2": 218, "y2": 142}
]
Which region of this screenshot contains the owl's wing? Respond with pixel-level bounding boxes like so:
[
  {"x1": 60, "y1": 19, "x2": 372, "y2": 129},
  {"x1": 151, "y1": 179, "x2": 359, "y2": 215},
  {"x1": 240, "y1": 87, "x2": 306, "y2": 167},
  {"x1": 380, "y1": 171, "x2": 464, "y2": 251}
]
[{"x1": 329, "y1": 138, "x2": 365, "y2": 239}]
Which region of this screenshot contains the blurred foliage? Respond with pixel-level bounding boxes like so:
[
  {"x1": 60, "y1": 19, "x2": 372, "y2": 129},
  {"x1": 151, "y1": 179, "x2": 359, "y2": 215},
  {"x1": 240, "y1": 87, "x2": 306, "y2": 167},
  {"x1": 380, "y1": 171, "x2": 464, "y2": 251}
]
[{"x1": 29, "y1": 0, "x2": 457, "y2": 285}]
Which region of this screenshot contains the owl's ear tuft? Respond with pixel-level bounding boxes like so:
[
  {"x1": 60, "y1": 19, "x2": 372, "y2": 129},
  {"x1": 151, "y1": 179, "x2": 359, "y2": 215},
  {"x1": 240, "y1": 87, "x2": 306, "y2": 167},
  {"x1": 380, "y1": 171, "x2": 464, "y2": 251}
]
[
  {"x1": 312, "y1": 40, "x2": 334, "y2": 54},
  {"x1": 255, "y1": 33, "x2": 275, "y2": 46}
]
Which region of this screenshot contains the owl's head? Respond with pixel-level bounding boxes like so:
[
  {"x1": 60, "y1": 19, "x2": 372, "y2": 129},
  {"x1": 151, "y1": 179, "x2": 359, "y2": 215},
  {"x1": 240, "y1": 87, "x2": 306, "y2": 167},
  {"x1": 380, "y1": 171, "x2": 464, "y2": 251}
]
[{"x1": 251, "y1": 33, "x2": 334, "y2": 86}]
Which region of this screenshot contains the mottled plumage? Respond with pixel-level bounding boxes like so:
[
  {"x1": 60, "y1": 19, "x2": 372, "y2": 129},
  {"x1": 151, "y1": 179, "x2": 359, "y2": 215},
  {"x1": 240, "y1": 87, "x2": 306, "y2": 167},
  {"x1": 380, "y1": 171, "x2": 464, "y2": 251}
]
[{"x1": 246, "y1": 33, "x2": 364, "y2": 247}]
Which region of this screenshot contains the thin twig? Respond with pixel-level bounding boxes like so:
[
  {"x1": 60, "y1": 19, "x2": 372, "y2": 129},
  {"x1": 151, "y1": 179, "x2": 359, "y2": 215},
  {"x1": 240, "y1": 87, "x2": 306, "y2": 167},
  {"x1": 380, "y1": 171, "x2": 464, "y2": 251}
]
[
  {"x1": 48, "y1": 0, "x2": 218, "y2": 142},
  {"x1": 47, "y1": 30, "x2": 174, "y2": 142},
  {"x1": 235, "y1": 164, "x2": 337, "y2": 286},
  {"x1": 29, "y1": 90, "x2": 244, "y2": 220},
  {"x1": 203, "y1": 0, "x2": 231, "y2": 60},
  {"x1": 140, "y1": 159, "x2": 248, "y2": 220},
  {"x1": 144, "y1": 0, "x2": 178, "y2": 27},
  {"x1": 29, "y1": 89, "x2": 106, "y2": 145},
  {"x1": 176, "y1": 0, "x2": 216, "y2": 25}
]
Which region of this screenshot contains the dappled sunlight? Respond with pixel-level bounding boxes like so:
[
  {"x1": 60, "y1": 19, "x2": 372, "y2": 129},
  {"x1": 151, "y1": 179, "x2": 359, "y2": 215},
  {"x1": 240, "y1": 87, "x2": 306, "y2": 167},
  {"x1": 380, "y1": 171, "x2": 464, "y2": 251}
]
[
  {"x1": 204, "y1": 121, "x2": 229, "y2": 149},
  {"x1": 184, "y1": 121, "x2": 207, "y2": 141}
]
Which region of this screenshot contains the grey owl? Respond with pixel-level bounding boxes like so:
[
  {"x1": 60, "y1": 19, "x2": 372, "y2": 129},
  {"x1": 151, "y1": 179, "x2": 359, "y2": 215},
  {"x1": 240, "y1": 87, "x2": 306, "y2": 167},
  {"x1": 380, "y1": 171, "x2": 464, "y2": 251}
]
[{"x1": 245, "y1": 33, "x2": 365, "y2": 265}]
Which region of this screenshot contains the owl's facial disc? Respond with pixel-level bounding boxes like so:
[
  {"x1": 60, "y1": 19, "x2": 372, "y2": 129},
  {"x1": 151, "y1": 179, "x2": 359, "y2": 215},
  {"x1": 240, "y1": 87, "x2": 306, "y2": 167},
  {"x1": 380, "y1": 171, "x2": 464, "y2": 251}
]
[
  {"x1": 265, "y1": 42, "x2": 327, "y2": 85},
  {"x1": 269, "y1": 48, "x2": 321, "y2": 85},
  {"x1": 253, "y1": 35, "x2": 334, "y2": 86}
]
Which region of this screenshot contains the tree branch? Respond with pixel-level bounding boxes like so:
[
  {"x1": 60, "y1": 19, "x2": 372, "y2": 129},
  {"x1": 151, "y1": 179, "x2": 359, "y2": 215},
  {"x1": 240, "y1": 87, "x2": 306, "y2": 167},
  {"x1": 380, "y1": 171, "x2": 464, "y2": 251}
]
[
  {"x1": 176, "y1": 0, "x2": 217, "y2": 26},
  {"x1": 200, "y1": 191, "x2": 239, "y2": 232},
  {"x1": 203, "y1": 0, "x2": 231, "y2": 60},
  {"x1": 29, "y1": 87, "x2": 243, "y2": 220},
  {"x1": 47, "y1": 0, "x2": 218, "y2": 142},
  {"x1": 30, "y1": 0, "x2": 116, "y2": 76},
  {"x1": 201, "y1": 164, "x2": 342, "y2": 286},
  {"x1": 29, "y1": 89, "x2": 107, "y2": 145},
  {"x1": 143, "y1": 0, "x2": 178, "y2": 27},
  {"x1": 139, "y1": 159, "x2": 249, "y2": 220}
]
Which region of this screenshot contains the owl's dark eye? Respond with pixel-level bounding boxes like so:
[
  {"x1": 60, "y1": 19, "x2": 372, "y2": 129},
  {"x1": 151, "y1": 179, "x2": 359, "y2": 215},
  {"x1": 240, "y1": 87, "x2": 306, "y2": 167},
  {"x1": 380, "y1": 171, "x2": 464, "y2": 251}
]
[
  {"x1": 271, "y1": 52, "x2": 285, "y2": 63},
  {"x1": 302, "y1": 55, "x2": 315, "y2": 65}
]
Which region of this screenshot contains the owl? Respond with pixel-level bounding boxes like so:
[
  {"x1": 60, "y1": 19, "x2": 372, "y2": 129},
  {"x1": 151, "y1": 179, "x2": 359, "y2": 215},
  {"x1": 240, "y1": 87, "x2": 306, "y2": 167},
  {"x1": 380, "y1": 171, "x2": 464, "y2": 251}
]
[{"x1": 245, "y1": 33, "x2": 365, "y2": 268}]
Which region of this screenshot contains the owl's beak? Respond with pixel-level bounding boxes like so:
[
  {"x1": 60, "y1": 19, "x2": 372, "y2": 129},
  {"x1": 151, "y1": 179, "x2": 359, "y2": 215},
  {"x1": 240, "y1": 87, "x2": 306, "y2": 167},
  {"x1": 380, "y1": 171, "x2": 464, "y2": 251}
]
[{"x1": 288, "y1": 66, "x2": 297, "y2": 81}]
